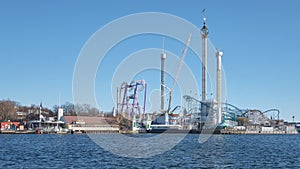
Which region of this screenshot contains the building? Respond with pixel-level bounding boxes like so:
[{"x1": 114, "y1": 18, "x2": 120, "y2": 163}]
[
  {"x1": 61, "y1": 116, "x2": 119, "y2": 133},
  {"x1": 1, "y1": 121, "x2": 20, "y2": 130},
  {"x1": 16, "y1": 112, "x2": 27, "y2": 121}
]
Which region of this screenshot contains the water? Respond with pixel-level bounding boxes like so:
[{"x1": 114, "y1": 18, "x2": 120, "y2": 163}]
[{"x1": 0, "y1": 134, "x2": 299, "y2": 168}]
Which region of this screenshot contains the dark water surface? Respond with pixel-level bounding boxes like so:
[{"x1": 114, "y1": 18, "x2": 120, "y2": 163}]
[{"x1": 0, "y1": 134, "x2": 299, "y2": 168}]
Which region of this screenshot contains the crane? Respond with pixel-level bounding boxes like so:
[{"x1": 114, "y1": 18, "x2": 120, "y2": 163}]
[{"x1": 165, "y1": 33, "x2": 192, "y2": 113}]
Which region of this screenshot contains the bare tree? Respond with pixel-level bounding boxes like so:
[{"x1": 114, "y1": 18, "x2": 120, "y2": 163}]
[
  {"x1": 75, "y1": 103, "x2": 100, "y2": 116},
  {"x1": 0, "y1": 99, "x2": 18, "y2": 121},
  {"x1": 63, "y1": 102, "x2": 76, "y2": 116},
  {"x1": 75, "y1": 104, "x2": 85, "y2": 116},
  {"x1": 90, "y1": 107, "x2": 100, "y2": 116},
  {"x1": 53, "y1": 105, "x2": 59, "y2": 115}
]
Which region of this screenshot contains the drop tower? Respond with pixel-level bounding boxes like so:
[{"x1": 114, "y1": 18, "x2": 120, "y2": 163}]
[{"x1": 200, "y1": 14, "x2": 209, "y2": 102}]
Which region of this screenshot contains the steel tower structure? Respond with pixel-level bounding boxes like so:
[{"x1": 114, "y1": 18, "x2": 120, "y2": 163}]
[
  {"x1": 200, "y1": 15, "x2": 209, "y2": 102},
  {"x1": 161, "y1": 38, "x2": 166, "y2": 112}
]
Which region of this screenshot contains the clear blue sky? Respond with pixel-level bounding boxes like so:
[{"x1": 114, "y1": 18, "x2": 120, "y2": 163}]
[{"x1": 0, "y1": 0, "x2": 300, "y2": 121}]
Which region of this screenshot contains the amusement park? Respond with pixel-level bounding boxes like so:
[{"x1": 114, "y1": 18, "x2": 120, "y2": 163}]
[
  {"x1": 5, "y1": 12, "x2": 296, "y2": 135},
  {"x1": 112, "y1": 13, "x2": 298, "y2": 135}
]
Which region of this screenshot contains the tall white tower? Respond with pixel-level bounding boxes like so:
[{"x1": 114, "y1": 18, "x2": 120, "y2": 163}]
[
  {"x1": 58, "y1": 108, "x2": 64, "y2": 121},
  {"x1": 161, "y1": 38, "x2": 166, "y2": 112},
  {"x1": 216, "y1": 49, "x2": 223, "y2": 124},
  {"x1": 200, "y1": 15, "x2": 209, "y2": 102}
]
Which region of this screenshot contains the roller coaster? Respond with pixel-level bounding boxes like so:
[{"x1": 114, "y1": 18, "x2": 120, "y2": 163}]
[
  {"x1": 182, "y1": 95, "x2": 281, "y2": 127},
  {"x1": 117, "y1": 80, "x2": 147, "y2": 121}
]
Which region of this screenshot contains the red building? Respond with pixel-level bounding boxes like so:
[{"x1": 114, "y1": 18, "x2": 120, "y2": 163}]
[{"x1": 1, "y1": 121, "x2": 20, "y2": 130}]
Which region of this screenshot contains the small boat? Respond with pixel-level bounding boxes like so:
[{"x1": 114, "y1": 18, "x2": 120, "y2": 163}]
[{"x1": 147, "y1": 124, "x2": 189, "y2": 133}]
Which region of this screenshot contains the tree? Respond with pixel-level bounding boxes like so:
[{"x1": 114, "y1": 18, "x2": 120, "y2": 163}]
[
  {"x1": 0, "y1": 99, "x2": 18, "y2": 121},
  {"x1": 237, "y1": 117, "x2": 250, "y2": 126},
  {"x1": 89, "y1": 107, "x2": 100, "y2": 116},
  {"x1": 62, "y1": 102, "x2": 76, "y2": 116},
  {"x1": 75, "y1": 104, "x2": 85, "y2": 115},
  {"x1": 75, "y1": 103, "x2": 100, "y2": 116},
  {"x1": 53, "y1": 105, "x2": 59, "y2": 115}
]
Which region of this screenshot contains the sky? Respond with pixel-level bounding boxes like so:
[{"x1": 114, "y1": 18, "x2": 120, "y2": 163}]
[{"x1": 0, "y1": 0, "x2": 300, "y2": 121}]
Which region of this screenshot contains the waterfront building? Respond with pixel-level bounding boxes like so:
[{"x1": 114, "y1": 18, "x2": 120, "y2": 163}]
[
  {"x1": 1, "y1": 121, "x2": 20, "y2": 130},
  {"x1": 61, "y1": 116, "x2": 119, "y2": 133}
]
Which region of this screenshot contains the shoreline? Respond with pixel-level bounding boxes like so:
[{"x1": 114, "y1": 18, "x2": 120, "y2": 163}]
[{"x1": 1, "y1": 129, "x2": 298, "y2": 135}]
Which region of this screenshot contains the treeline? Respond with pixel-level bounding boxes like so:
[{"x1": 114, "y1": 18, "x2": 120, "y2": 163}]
[
  {"x1": 0, "y1": 99, "x2": 19, "y2": 121},
  {"x1": 0, "y1": 100, "x2": 55, "y2": 122},
  {"x1": 0, "y1": 99, "x2": 106, "y2": 122},
  {"x1": 53, "y1": 102, "x2": 102, "y2": 116}
]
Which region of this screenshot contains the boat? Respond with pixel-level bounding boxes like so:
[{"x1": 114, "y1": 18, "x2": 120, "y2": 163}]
[{"x1": 147, "y1": 124, "x2": 184, "y2": 133}]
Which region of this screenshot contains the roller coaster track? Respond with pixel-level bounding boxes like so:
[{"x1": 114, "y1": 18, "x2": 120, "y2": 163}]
[
  {"x1": 263, "y1": 109, "x2": 280, "y2": 120},
  {"x1": 182, "y1": 95, "x2": 244, "y2": 115},
  {"x1": 182, "y1": 95, "x2": 280, "y2": 123},
  {"x1": 242, "y1": 109, "x2": 264, "y2": 117},
  {"x1": 221, "y1": 102, "x2": 244, "y2": 115}
]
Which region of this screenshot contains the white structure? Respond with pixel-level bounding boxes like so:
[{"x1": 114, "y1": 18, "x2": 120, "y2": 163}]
[
  {"x1": 216, "y1": 49, "x2": 223, "y2": 124},
  {"x1": 58, "y1": 108, "x2": 64, "y2": 121},
  {"x1": 161, "y1": 38, "x2": 166, "y2": 111}
]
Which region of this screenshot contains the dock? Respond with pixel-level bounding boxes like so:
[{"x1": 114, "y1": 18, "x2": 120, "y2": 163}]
[
  {"x1": 220, "y1": 129, "x2": 298, "y2": 135},
  {"x1": 0, "y1": 130, "x2": 36, "y2": 134}
]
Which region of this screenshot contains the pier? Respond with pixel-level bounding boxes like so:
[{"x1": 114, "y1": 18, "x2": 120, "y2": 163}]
[
  {"x1": 220, "y1": 129, "x2": 298, "y2": 135},
  {"x1": 0, "y1": 130, "x2": 36, "y2": 134}
]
